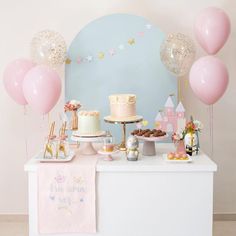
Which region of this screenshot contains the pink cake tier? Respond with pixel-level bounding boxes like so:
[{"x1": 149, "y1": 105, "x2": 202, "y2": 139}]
[{"x1": 109, "y1": 94, "x2": 137, "y2": 119}]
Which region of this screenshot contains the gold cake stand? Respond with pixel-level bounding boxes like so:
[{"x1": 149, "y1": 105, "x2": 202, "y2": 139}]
[{"x1": 104, "y1": 115, "x2": 143, "y2": 151}]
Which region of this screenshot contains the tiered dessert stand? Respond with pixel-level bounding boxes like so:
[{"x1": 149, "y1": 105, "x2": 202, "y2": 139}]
[
  {"x1": 104, "y1": 116, "x2": 143, "y2": 151},
  {"x1": 71, "y1": 131, "x2": 106, "y2": 155}
]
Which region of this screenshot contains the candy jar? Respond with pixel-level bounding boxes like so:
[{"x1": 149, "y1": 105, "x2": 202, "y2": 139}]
[
  {"x1": 103, "y1": 131, "x2": 115, "y2": 152},
  {"x1": 126, "y1": 135, "x2": 139, "y2": 161}
]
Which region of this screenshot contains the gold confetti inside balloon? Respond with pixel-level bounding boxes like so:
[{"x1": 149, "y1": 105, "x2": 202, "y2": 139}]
[
  {"x1": 160, "y1": 33, "x2": 196, "y2": 77},
  {"x1": 31, "y1": 30, "x2": 67, "y2": 67}
]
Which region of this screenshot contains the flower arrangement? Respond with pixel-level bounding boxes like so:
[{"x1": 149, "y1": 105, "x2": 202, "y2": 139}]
[
  {"x1": 64, "y1": 100, "x2": 82, "y2": 112},
  {"x1": 172, "y1": 118, "x2": 203, "y2": 142},
  {"x1": 64, "y1": 100, "x2": 82, "y2": 130}
]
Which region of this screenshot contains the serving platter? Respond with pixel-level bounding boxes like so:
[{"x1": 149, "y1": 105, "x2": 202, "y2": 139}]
[
  {"x1": 35, "y1": 150, "x2": 75, "y2": 163},
  {"x1": 163, "y1": 153, "x2": 193, "y2": 163}
]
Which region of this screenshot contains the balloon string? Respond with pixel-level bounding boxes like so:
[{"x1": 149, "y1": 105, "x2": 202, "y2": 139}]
[
  {"x1": 48, "y1": 112, "x2": 50, "y2": 128},
  {"x1": 209, "y1": 105, "x2": 214, "y2": 158},
  {"x1": 178, "y1": 78, "x2": 181, "y2": 102},
  {"x1": 41, "y1": 114, "x2": 45, "y2": 129},
  {"x1": 23, "y1": 105, "x2": 29, "y2": 159},
  {"x1": 184, "y1": 78, "x2": 188, "y2": 90}
]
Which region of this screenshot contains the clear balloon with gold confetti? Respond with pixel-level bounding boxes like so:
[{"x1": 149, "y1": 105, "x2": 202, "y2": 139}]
[
  {"x1": 160, "y1": 33, "x2": 196, "y2": 77},
  {"x1": 31, "y1": 30, "x2": 67, "y2": 67}
]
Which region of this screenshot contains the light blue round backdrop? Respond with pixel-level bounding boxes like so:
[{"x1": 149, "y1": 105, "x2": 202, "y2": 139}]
[{"x1": 65, "y1": 14, "x2": 177, "y2": 141}]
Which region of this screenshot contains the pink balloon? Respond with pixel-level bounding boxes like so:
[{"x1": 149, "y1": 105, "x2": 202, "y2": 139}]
[
  {"x1": 23, "y1": 65, "x2": 61, "y2": 114},
  {"x1": 194, "y1": 7, "x2": 230, "y2": 55},
  {"x1": 189, "y1": 56, "x2": 228, "y2": 105},
  {"x1": 3, "y1": 59, "x2": 35, "y2": 105}
]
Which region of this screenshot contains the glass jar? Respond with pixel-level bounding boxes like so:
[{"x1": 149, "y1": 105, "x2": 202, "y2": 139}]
[
  {"x1": 44, "y1": 138, "x2": 57, "y2": 158},
  {"x1": 56, "y1": 139, "x2": 70, "y2": 158},
  {"x1": 103, "y1": 131, "x2": 115, "y2": 152}
]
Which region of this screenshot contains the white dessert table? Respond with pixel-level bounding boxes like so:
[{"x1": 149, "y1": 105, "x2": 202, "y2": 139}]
[{"x1": 24, "y1": 143, "x2": 217, "y2": 236}]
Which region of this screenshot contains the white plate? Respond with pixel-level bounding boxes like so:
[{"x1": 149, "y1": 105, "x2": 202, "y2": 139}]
[
  {"x1": 35, "y1": 150, "x2": 75, "y2": 163},
  {"x1": 163, "y1": 153, "x2": 192, "y2": 163},
  {"x1": 136, "y1": 134, "x2": 168, "y2": 142},
  {"x1": 104, "y1": 115, "x2": 143, "y2": 123},
  {"x1": 72, "y1": 130, "x2": 106, "y2": 137},
  {"x1": 98, "y1": 149, "x2": 119, "y2": 155}
]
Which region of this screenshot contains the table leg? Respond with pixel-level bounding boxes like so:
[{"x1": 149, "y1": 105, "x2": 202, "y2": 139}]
[
  {"x1": 142, "y1": 141, "x2": 156, "y2": 156},
  {"x1": 119, "y1": 123, "x2": 127, "y2": 151}
]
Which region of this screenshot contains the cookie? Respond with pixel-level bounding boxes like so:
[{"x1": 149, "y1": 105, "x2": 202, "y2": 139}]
[
  {"x1": 144, "y1": 132, "x2": 151, "y2": 137},
  {"x1": 136, "y1": 132, "x2": 143, "y2": 136}
]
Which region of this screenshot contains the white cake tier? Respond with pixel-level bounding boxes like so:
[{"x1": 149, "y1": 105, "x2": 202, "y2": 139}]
[
  {"x1": 78, "y1": 111, "x2": 101, "y2": 135},
  {"x1": 109, "y1": 94, "x2": 136, "y2": 118}
]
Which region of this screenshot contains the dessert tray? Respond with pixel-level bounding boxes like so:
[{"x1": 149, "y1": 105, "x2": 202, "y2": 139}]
[
  {"x1": 104, "y1": 115, "x2": 143, "y2": 123},
  {"x1": 163, "y1": 153, "x2": 193, "y2": 163},
  {"x1": 72, "y1": 130, "x2": 106, "y2": 137},
  {"x1": 98, "y1": 148, "x2": 119, "y2": 161},
  {"x1": 135, "y1": 135, "x2": 168, "y2": 142},
  {"x1": 35, "y1": 150, "x2": 76, "y2": 163},
  {"x1": 133, "y1": 131, "x2": 168, "y2": 156}
]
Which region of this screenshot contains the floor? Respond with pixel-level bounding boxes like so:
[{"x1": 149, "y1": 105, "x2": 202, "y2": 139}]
[
  {"x1": 213, "y1": 221, "x2": 236, "y2": 236},
  {"x1": 0, "y1": 220, "x2": 236, "y2": 236}
]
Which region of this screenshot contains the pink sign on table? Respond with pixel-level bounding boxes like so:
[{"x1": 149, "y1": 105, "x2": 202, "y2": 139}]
[{"x1": 38, "y1": 155, "x2": 97, "y2": 234}]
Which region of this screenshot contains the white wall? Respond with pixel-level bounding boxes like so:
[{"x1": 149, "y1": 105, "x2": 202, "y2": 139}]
[{"x1": 0, "y1": 0, "x2": 235, "y2": 214}]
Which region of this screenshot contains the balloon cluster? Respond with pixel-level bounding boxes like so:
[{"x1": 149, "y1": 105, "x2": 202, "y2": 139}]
[
  {"x1": 190, "y1": 7, "x2": 230, "y2": 105},
  {"x1": 160, "y1": 7, "x2": 230, "y2": 105},
  {"x1": 3, "y1": 30, "x2": 66, "y2": 114}
]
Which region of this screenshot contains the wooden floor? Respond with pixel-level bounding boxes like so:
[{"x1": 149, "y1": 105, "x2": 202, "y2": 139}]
[{"x1": 0, "y1": 219, "x2": 236, "y2": 236}]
